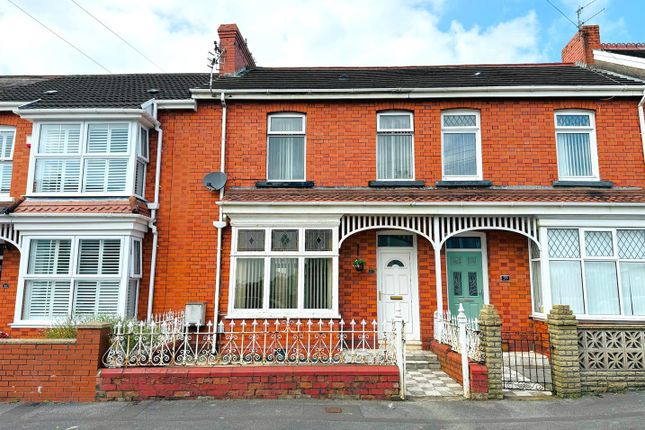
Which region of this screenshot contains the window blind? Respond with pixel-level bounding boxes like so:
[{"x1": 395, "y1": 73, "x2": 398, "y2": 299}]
[
  {"x1": 28, "y1": 239, "x2": 71, "y2": 275},
  {"x1": 87, "y1": 124, "x2": 129, "y2": 153},
  {"x1": 83, "y1": 158, "x2": 128, "y2": 192},
  {"x1": 77, "y1": 239, "x2": 121, "y2": 275},
  {"x1": 34, "y1": 159, "x2": 81, "y2": 193},
  {"x1": 39, "y1": 124, "x2": 81, "y2": 154},
  {"x1": 23, "y1": 280, "x2": 71, "y2": 319}
]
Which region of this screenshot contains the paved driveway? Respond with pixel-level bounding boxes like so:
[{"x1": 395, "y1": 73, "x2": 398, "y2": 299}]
[{"x1": 1, "y1": 392, "x2": 645, "y2": 429}]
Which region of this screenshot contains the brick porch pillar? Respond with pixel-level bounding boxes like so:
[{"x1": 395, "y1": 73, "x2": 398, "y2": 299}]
[
  {"x1": 479, "y1": 304, "x2": 503, "y2": 399},
  {"x1": 547, "y1": 305, "x2": 581, "y2": 398}
]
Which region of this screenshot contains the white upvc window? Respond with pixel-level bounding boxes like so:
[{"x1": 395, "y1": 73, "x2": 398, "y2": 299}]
[
  {"x1": 230, "y1": 227, "x2": 339, "y2": 318},
  {"x1": 29, "y1": 121, "x2": 149, "y2": 197},
  {"x1": 441, "y1": 110, "x2": 482, "y2": 180},
  {"x1": 266, "y1": 113, "x2": 306, "y2": 181},
  {"x1": 0, "y1": 126, "x2": 15, "y2": 196},
  {"x1": 376, "y1": 111, "x2": 414, "y2": 180},
  {"x1": 126, "y1": 238, "x2": 143, "y2": 319},
  {"x1": 543, "y1": 228, "x2": 645, "y2": 317},
  {"x1": 554, "y1": 110, "x2": 599, "y2": 181},
  {"x1": 21, "y1": 237, "x2": 123, "y2": 321},
  {"x1": 135, "y1": 127, "x2": 149, "y2": 198}
]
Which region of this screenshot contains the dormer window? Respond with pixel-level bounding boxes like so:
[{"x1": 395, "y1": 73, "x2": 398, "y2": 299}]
[
  {"x1": 267, "y1": 113, "x2": 305, "y2": 181},
  {"x1": 29, "y1": 121, "x2": 149, "y2": 197}
]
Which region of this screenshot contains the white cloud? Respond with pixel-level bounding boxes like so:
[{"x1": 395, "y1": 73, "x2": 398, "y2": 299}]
[{"x1": 0, "y1": 0, "x2": 543, "y2": 74}]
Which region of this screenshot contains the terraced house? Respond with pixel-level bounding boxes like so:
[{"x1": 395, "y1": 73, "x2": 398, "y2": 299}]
[{"x1": 1, "y1": 23, "x2": 645, "y2": 400}]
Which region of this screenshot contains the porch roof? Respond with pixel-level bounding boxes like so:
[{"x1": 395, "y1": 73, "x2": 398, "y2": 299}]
[
  {"x1": 221, "y1": 187, "x2": 645, "y2": 205},
  {"x1": 7, "y1": 197, "x2": 150, "y2": 216}
]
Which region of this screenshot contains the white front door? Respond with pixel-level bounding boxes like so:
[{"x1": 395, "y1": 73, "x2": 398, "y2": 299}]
[{"x1": 378, "y1": 248, "x2": 419, "y2": 341}]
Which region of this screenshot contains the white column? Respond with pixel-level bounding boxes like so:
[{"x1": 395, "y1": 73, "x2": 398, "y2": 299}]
[
  {"x1": 433, "y1": 218, "x2": 444, "y2": 314},
  {"x1": 457, "y1": 304, "x2": 471, "y2": 399}
]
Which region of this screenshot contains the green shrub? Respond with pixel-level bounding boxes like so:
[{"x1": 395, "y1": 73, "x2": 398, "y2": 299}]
[{"x1": 42, "y1": 315, "x2": 126, "y2": 339}]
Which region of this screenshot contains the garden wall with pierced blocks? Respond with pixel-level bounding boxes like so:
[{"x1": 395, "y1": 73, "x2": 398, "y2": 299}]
[{"x1": 97, "y1": 365, "x2": 400, "y2": 400}]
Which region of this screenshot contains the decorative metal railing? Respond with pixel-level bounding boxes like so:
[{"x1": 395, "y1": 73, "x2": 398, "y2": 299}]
[
  {"x1": 433, "y1": 308, "x2": 484, "y2": 363},
  {"x1": 578, "y1": 326, "x2": 645, "y2": 371},
  {"x1": 102, "y1": 315, "x2": 404, "y2": 369}
]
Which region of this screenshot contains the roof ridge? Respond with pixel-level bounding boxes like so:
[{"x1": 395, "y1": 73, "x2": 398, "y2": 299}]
[{"x1": 252, "y1": 63, "x2": 574, "y2": 71}]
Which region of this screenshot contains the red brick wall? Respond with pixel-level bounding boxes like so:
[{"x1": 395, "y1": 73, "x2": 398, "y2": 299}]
[
  {"x1": 430, "y1": 341, "x2": 488, "y2": 395},
  {"x1": 98, "y1": 365, "x2": 399, "y2": 400},
  {"x1": 0, "y1": 112, "x2": 32, "y2": 199},
  {"x1": 224, "y1": 99, "x2": 644, "y2": 188},
  {"x1": 0, "y1": 325, "x2": 110, "y2": 402},
  {"x1": 562, "y1": 25, "x2": 601, "y2": 64}
]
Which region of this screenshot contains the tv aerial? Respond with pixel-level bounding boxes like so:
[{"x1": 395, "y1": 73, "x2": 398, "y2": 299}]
[
  {"x1": 207, "y1": 41, "x2": 223, "y2": 93},
  {"x1": 545, "y1": 0, "x2": 605, "y2": 30}
]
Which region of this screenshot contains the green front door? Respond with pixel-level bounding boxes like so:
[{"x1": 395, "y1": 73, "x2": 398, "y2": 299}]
[{"x1": 447, "y1": 251, "x2": 484, "y2": 320}]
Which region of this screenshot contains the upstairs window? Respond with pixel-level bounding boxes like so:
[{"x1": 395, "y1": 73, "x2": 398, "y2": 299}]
[
  {"x1": 441, "y1": 110, "x2": 482, "y2": 180},
  {"x1": 267, "y1": 114, "x2": 305, "y2": 181},
  {"x1": 377, "y1": 112, "x2": 414, "y2": 180},
  {"x1": 31, "y1": 122, "x2": 147, "y2": 196},
  {"x1": 554, "y1": 111, "x2": 599, "y2": 180},
  {"x1": 0, "y1": 127, "x2": 15, "y2": 195}
]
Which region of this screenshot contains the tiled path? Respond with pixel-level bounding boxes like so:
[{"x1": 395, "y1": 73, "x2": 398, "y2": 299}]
[{"x1": 405, "y1": 369, "x2": 463, "y2": 398}]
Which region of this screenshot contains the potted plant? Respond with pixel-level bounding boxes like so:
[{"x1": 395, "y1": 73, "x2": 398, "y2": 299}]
[{"x1": 353, "y1": 258, "x2": 365, "y2": 272}]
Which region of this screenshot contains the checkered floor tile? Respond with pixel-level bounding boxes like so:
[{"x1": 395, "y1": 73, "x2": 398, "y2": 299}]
[{"x1": 405, "y1": 369, "x2": 463, "y2": 398}]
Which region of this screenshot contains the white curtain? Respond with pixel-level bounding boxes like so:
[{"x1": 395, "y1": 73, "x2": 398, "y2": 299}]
[
  {"x1": 550, "y1": 261, "x2": 585, "y2": 314},
  {"x1": 267, "y1": 136, "x2": 305, "y2": 180},
  {"x1": 444, "y1": 133, "x2": 477, "y2": 176},
  {"x1": 621, "y1": 263, "x2": 645, "y2": 315},
  {"x1": 234, "y1": 258, "x2": 264, "y2": 309},
  {"x1": 557, "y1": 133, "x2": 592, "y2": 177},
  {"x1": 304, "y1": 258, "x2": 332, "y2": 309},
  {"x1": 585, "y1": 261, "x2": 620, "y2": 315},
  {"x1": 269, "y1": 258, "x2": 298, "y2": 309},
  {"x1": 377, "y1": 133, "x2": 412, "y2": 179}
]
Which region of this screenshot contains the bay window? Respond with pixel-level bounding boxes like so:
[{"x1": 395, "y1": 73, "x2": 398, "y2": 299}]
[
  {"x1": 231, "y1": 226, "x2": 338, "y2": 317},
  {"x1": 441, "y1": 110, "x2": 481, "y2": 180},
  {"x1": 19, "y1": 235, "x2": 141, "y2": 323},
  {"x1": 544, "y1": 228, "x2": 645, "y2": 317},
  {"x1": 0, "y1": 126, "x2": 15, "y2": 195},
  {"x1": 376, "y1": 111, "x2": 414, "y2": 180},
  {"x1": 31, "y1": 121, "x2": 150, "y2": 196},
  {"x1": 267, "y1": 113, "x2": 305, "y2": 181},
  {"x1": 554, "y1": 111, "x2": 599, "y2": 180}
]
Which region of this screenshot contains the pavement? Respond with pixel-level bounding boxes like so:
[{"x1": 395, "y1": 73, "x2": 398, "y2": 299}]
[{"x1": 1, "y1": 391, "x2": 645, "y2": 429}]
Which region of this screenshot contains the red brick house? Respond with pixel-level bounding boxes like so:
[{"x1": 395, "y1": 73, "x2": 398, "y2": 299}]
[{"x1": 0, "y1": 24, "x2": 644, "y2": 355}]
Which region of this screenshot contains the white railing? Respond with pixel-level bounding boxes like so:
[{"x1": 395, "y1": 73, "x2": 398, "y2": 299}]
[
  {"x1": 103, "y1": 316, "x2": 404, "y2": 369},
  {"x1": 433, "y1": 304, "x2": 484, "y2": 398}
]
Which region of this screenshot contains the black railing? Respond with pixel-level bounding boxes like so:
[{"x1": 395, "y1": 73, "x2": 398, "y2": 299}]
[{"x1": 501, "y1": 331, "x2": 552, "y2": 391}]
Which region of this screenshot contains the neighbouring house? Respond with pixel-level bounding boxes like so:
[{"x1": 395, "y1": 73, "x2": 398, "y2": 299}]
[{"x1": 0, "y1": 23, "x2": 644, "y2": 389}]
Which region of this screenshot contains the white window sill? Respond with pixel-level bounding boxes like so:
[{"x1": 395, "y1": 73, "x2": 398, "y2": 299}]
[
  {"x1": 0, "y1": 194, "x2": 14, "y2": 202},
  {"x1": 531, "y1": 313, "x2": 645, "y2": 322},
  {"x1": 225, "y1": 312, "x2": 342, "y2": 321},
  {"x1": 10, "y1": 321, "x2": 55, "y2": 329}
]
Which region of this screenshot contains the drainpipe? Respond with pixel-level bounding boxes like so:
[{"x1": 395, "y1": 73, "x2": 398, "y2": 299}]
[
  {"x1": 213, "y1": 92, "x2": 227, "y2": 326},
  {"x1": 146, "y1": 108, "x2": 163, "y2": 320},
  {"x1": 639, "y1": 90, "x2": 645, "y2": 163}
]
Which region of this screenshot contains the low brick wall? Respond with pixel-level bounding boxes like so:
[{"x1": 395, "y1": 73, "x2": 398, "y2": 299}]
[
  {"x1": 97, "y1": 365, "x2": 400, "y2": 400},
  {"x1": 0, "y1": 323, "x2": 111, "y2": 402},
  {"x1": 430, "y1": 341, "x2": 488, "y2": 397}
]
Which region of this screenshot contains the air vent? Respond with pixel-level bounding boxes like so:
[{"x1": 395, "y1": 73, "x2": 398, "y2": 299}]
[
  {"x1": 147, "y1": 88, "x2": 159, "y2": 94},
  {"x1": 43, "y1": 90, "x2": 58, "y2": 95}
]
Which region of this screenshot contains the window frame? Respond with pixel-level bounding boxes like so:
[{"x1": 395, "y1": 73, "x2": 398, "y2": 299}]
[
  {"x1": 376, "y1": 111, "x2": 415, "y2": 181},
  {"x1": 27, "y1": 120, "x2": 148, "y2": 198},
  {"x1": 13, "y1": 235, "x2": 136, "y2": 326},
  {"x1": 228, "y1": 225, "x2": 339, "y2": 319},
  {"x1": 266, "y1": 113, "x2": 307, "y2": 182},
  {"x1": 538, "y1": 227, "x2": 645, "y2": 319},
  {"x1": 0, "y1": 125, "x2": 16, "y2": 197},
  {"x1": 441, "y1": 109, "x2": 482, "y2": 181},
  {"x1": 553, "y1": 110, "x2": 600, "y2": 181}
]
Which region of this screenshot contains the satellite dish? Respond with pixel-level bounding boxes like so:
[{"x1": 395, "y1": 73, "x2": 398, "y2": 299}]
[{"x1": 203, "y1": 172, "x2": 227, "y2": 191}]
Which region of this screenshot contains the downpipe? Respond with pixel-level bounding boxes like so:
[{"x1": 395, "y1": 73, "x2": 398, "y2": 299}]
[
  {"x1": 213, "y1": 92, "x2": 227, "y2": 328},
  {"x1": 639, "y1": 90, "x2": 645, "y2": 163},
  {"x1": 146, "y1": 117, "x2": 163, "y2": 320}
]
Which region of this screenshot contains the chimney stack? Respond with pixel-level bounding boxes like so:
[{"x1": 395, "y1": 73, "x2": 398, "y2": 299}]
[
  {"x1": 561, "y1": 25, "x2": 601, "y2": 65},
  {"x1": 217, "y1": 24, "x2": 255, "y2": 76}
]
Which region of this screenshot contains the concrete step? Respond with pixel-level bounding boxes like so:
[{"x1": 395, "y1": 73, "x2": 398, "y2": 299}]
[{"x1": 405, "y1": 350, "x2": 441, "y2": 371}]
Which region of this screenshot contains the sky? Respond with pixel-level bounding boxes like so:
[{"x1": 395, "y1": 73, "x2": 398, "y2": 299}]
[{"x1": 0, "y1": 0, "x2": 644, "y2": 75}]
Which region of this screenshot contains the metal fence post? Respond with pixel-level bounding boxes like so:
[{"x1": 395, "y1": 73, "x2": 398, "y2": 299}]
[
  {"x1": 393, "y1": 303, "x2": 406, "y2": 400},
  {"x1": 457, "y1": 304, "x2": 470, "y2": 399}
]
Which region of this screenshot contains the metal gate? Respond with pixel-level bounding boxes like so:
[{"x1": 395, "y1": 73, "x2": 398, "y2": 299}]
[{"x1": 501, "y1": 331, "x2": 552, "y2": 392}]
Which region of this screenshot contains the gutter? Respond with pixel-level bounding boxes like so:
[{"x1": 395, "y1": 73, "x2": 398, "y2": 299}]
[
  {"x1": 213, "y1": 92, "x2": 227, "y2": 327},
  {"x1": 191, "y1": 84, "x2": 645, "y2": 100},
  {"x1": 146, "y1": 102, "x2": 163, "y2": 320},
  {"x1": 639, "y1": 90, "x2": 645, "y2": 163},
  {"x1": 14, "y1": 107, "x2": 159, "y2": 128}
]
